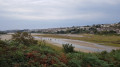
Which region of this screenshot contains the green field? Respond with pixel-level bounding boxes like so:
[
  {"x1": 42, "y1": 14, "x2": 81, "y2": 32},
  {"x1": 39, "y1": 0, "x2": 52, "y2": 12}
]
[{"x1": 37, "y1": 34, "x2": 120, "y2": 47}]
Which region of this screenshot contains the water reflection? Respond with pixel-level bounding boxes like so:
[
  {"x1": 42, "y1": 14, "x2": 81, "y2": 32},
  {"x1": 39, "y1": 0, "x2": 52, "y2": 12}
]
[{"x1": 34, "y1": 36, "x2": 118, "y2": 52}]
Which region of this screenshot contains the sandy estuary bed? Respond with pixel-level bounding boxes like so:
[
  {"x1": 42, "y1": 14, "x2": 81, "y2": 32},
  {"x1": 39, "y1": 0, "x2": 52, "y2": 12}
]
[
  {"x1": 0, "y1": 34, "x2": 119, "y2": 53},
  {"x1": 0, "y1": 34, "x2": 12, "y2": 40},
  {"x1": 34, "y1": 36, "x2": 120, "y2": 53}
]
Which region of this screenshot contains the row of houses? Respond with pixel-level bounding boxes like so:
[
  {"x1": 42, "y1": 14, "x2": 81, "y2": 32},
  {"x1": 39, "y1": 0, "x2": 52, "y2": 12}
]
[{"x1": 29, "y1": 22, "x2": 120, "y2": 34}]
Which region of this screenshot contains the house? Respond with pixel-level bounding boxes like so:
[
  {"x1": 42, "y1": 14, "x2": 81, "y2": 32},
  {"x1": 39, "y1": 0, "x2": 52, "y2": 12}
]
[{"x1": 116, "y1": 29, "x2": 120, "y2": 34}]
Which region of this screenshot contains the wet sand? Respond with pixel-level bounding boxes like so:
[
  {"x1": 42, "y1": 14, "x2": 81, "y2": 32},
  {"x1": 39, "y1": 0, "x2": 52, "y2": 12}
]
[
  {"x1": 34, "y1": 36, "x2": 120, "y2": 53},
  {"x1": 36, "y1": 37, "x2": 92, "y2": 53}
]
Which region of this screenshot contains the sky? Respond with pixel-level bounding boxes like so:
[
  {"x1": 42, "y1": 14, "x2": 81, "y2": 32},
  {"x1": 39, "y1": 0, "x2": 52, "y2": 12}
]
[{"x1": 0, "y1": 0, "x2": 120, "y2": 30}]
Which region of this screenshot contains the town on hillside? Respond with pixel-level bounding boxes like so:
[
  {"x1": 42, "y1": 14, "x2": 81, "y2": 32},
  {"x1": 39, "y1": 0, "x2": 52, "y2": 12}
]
[{"x1": 1, "y1": 22, "x2": 120, "y2": 35}]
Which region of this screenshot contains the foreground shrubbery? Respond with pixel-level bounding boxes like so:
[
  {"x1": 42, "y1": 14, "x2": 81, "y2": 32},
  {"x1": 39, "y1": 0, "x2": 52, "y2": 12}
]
[
  {"x1": 0, "y1": 32, "x2": 120, "y2": 67},
  {"x1": 0, "y1": 32, "x2": 68, "y2": 67},
  {"x1": 67, "y1": 50, "x2": 120, "y2": 67},
  {"x1": 62, "y1": 44, "x2": 120, "y2": 67},
  {"x1": 0, "y1": 40, "x2": 120, "y2": 67},
  {"x1": 0, "y1": 40, "x2": 68, "y2": 67}
]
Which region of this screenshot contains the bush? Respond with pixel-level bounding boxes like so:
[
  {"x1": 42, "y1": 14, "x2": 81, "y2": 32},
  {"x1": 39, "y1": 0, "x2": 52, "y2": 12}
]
[
  {"x1": 12, "y1": 32, "x2": 37, "y2": 46},
  {"x1": 63, "y1": 44, "x2": 75, "y2": 53},
  {"x1": 0, "y1": 40, "x2": 68, "y2": 67},
  {"x1": 68, "y1": 59, "x2": 81, "y2": 67},
  {"x1": 82, "y1": 56, "x2": 109, "y2": 67},
  {"x1": 0, "y1": 40, "x2": 8, "y2": 46}
]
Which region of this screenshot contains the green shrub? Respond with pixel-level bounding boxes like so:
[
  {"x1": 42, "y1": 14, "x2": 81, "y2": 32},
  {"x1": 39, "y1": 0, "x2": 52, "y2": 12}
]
[
  {"x1": 0, "y1": 40, "x2": 68, "y2": 67},
  {"x1": 82, "y1": 56, "x2": 109, "y2": 67},
  {"x1": 68, "y1": 59, "x2": 81, "y2": 67},
  {"x1": 62, "y1": 44, "x2": 75, "y2": 53},
  {"x1": 12, "y1": 32, "x2": 38, "y2": 46},
  {"x1": 9, "y1": 40, "x2": 19, "y2": 46},
  {"x1": 0, "y1": 40, "x2": 8, "y2": 46}
]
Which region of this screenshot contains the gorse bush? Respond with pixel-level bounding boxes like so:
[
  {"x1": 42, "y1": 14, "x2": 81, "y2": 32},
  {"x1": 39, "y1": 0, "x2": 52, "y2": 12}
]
[
  {"x1": 12, "y1": 32, "x2": 37, "y2": 46},
  {"x1": 63, "y1": 44, "x2": 75, "y2": 53}
]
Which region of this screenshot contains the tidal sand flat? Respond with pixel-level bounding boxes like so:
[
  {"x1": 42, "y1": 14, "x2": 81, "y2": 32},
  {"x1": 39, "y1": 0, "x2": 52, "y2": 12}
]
[{"x1": 34, "y1": 36, "x2": 119, "y2": 53}]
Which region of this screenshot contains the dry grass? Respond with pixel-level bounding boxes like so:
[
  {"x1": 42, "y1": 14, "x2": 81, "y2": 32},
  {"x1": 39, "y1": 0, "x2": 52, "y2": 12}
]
[
  {"x1": 38, "y1": 40, "x2": 63, "y2": 52},
  {"x1": 45, "y1": 42, "x2": 63, "y2": 52}
]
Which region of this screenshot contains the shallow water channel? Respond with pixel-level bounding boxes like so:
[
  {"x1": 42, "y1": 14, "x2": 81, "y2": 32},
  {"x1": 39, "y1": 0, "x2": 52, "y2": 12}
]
[{"x1": 34, "y1": 36, "x2": 119, "y2": 53}]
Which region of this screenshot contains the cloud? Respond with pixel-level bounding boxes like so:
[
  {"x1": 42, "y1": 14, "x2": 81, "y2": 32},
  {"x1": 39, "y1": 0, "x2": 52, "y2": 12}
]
[
  {"x1": 1, "y1": 12, "x2": 105, "y2": 20},
  {"x1": 0, "y1": 0, "x2": 120, "y2": 20}
]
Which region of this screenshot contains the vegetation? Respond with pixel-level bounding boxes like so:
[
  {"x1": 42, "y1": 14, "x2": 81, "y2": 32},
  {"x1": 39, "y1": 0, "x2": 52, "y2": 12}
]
[
  {"x1": 35, "y1": 22, "x2": 120, "y2": 35},
  {"x1": 67, "y1": 50, "x2": 120, "y2": 67},
  {"x1": 12, "y1": 32, "x2": 38, "y2": 46},
  {"x1": 0, "y1": 40, "x2": 68, "y2": 67},
  {"x1": 38, "y1": 34, "x2": 120, "y2": 47},
  {"x1": 37, "y1": 22, "x2": 120, "y2": 35},
  {"x1": 0, "y1": 39, "x2": 120, "y2": 67},
  {"x1": 0, "y1": 32, "x2": 120, "y2": 67},
  {"x1": 0, "y1": 31, "x2": 6, "y2": 34},
  {"x1": 63, "y1": 44, "x2": 75, "y2": 53},
  {"x1": 0, "y1": 33, "x2": 67, "y2": 67},
  {"x1": 39, "y1": 40, "x2": 62, "y2": 52},
  {"x1": 56, "y1": 28, "x2": 119, "y2": 35}
]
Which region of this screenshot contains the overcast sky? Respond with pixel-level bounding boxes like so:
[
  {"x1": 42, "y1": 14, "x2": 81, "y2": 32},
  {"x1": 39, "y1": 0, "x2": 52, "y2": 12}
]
[{"x1": 0, "y1": 0, "x2": 120, "y2": 30}]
